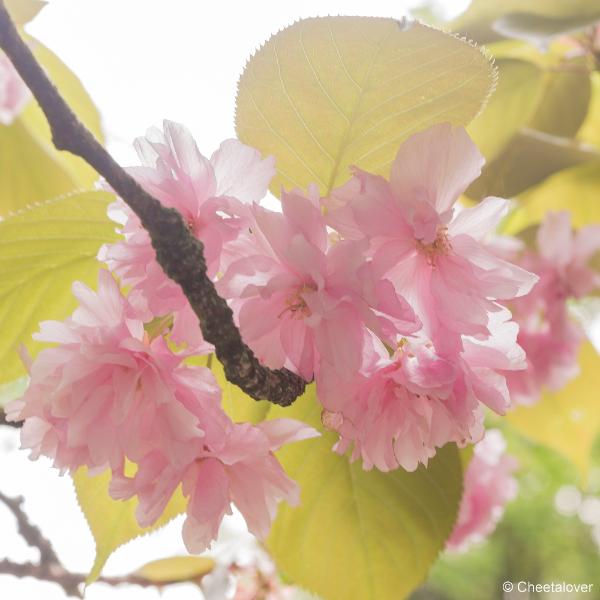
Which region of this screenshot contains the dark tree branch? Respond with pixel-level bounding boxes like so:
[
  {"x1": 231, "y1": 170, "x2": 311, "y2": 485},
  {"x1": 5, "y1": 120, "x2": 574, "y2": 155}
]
[
  {"x1": 0, "y1": 2, "x2": 306, "y2": 406},
  {"x1": 0, "y1": 411, "x2": 21, "y2": 428}
]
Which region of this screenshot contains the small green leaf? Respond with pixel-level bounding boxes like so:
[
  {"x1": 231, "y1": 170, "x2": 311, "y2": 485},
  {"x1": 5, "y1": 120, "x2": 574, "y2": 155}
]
[
  {"x1": 467, "y1": 59, "x2": 545, "y2": 161},
  {"x1": 236, "y1": 17, "x2": 495, "y2": 196},
  {"x1": 135, "y1": 556, "x2": 215, "y2": 584},
  {"x1": 0, "y1": 190, "x2": 117, "y2": 383},
  {"x1": 267, "y1": 385, "x2": 463, "y2": 600},
  {"x1": 0, "y1": 376, "x2": 28, "y2": 408},
  {"x1": 73, "y1": 466, "x2": 187, "y2": 584}
]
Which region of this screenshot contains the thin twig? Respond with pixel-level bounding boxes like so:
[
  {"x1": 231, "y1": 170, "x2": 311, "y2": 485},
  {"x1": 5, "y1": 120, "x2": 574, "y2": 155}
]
[{"x1": 0, "y1": 1, "x2": 306, "y2": 406}]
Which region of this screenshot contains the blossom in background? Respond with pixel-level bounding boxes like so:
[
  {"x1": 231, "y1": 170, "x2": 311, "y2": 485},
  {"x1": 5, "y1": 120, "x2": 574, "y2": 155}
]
[
  {"x1": 505, "y1": 211, "x2": 600, "y2": 405},
  {"x1": 8, "y1": 270, "x2": 317, "y2": 552},
  {"x1": 217, "y1": 186, "x2": 420, "y2": 380},
  {"x1": 0, "y1": 52, "x2": 30, "y2": 125},
  {"x1": 325, "y1": 123, "x2": 537, "y2": 356},
  {"x1": 100, "y1": 120, "x2": 275, "y2": 349},
  {"x1": 446, "y1": 429, "x2": 518, "y2": 551}
]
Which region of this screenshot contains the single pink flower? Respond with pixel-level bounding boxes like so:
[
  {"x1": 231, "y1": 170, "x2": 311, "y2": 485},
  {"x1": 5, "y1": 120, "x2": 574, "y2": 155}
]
[
  {"x1": 325, "y1": 123, "x2": 537, "y2": 355},
  {"x1": 100, "y1": 121, "x2": 275, "y2": 349},
  {"x1": 217, "y1": 187, "x2": 421, "y2": 380},
  {"x1": 0, "y1": 53, "x2": 30, "y2": 125},
  {"x1": 446, "y1": 429, "x2": 518, "y2": 551},
  {"x1": 7, "y1": 270, "x2": 222, "y2": 474}
]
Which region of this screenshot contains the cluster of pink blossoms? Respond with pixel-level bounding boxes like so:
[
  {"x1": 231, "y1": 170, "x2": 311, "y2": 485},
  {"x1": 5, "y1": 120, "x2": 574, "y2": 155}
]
[
  {"x1": 11, "y1": 119, "x2": 542, "y2": 548},
  {"x1": 446, "y1": 429, "x2": 518, "y2": 552},
  {"x1": 501, "y1": 212, "x2": 600, "y2": 405},
  {"x1": 0, "y1": 52, "x2": 30, "y2": 125}
]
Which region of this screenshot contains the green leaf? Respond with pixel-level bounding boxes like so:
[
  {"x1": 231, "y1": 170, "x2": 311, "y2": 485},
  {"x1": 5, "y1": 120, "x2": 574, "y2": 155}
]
[
  {"x1": 467, "y1": 59, "x2": 545, "y2": 161},
  {"x1": 135, "y1": 556, "x2": 215, "y2": 584},
  {"x1": 578, "y1": 71, "x2": 600, "y2": 148},
  {"x1": 506, "y1": 343, "x2": 600, "y2": 485},
  {"x1": 0, "y1": 120, "x2": 78, "y2": 216},
  {"x1": 528, "y1": 64, "x2": 592, "y2": 138},
  {"x1": 0, "y1": 35, "x2": 104, "y2": 215},
  {"x1": 0, "y1": 190, "x2": 117, "y2": 384},
  {"x1": 503, "y1": 160, "x2": 600, "y2": 233},
  {"x1": 466, "y1": 128, "x2": 600, "y2": 201},
  {"x1": 450, "y1": 0, "x2": 600, "y2": 43},
  {"x1": 73, "y1": 466, "x2": 187, "y2": 584},
  {"x1": 236, "y1": 17, "x2": 495, "y2": 196},
  {"x1": 492, "y1": 13, "x2": 600, "y2": 45},
  {"x1": 267, "y1": 385, "x2": 463, "y2": 600}
]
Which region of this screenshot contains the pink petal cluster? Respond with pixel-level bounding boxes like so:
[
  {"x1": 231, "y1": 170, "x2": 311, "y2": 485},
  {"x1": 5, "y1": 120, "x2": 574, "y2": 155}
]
[
  {"x1": 217, "y1": 186, "x2": 420, "y2": 380},
  {"x1": 0, "y1": 53, "x2": 30, "y2": 125},
  {"x1": 304, "y1": 123, "x2": 537, "y2": 470},
  {"x1": 8, "y1": 271, "x2": 317, "y2": 552},
  {"x1": 504, "y1": 211, "x2": 600, "y2": 405},
  {"x1": 100, "y1": 120, "x2": 275, "y2": 349},
  {"x1": 446, "y1": 429, "x2": 518, "y2": 551}
]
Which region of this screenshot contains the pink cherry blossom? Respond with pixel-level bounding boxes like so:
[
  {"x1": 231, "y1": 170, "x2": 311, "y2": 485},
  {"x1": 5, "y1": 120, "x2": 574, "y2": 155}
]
[
  {"x1": 325, "y1": 123, "x2": 537, "y2": 355},
  {"x1": 100, "y1": 120, "x2": 275, "y2": 349},
  {"x1": 8, "y1": 270, "x2": 317, "y2": 552},
  {"x1": 446, "y1": 429, "x2": 518, "y2": 551},
  {"x1": 0, "y1": 53, "x2": 30, "y2": 125},
  {"x1": 319, "y1": 309, "x2": 526, "y2": 472},
  {"x1": 6, "y1": 269, "x2": 222, "y2": 474},
  {"x1": 217, "y1": 186, "x2": 421, "y2": 380},
  {"x1": 504, "y1": 211, "x2": 600, "y2": 404}
]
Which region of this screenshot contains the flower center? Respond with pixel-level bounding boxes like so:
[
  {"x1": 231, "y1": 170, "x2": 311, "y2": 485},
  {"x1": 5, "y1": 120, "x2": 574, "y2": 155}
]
[
  {"x1": 416, "y1": 227, "x2": 451, "y2": 265},
  {"x1": 278, "y1": 288, "x2": 312, "y2": 320}
]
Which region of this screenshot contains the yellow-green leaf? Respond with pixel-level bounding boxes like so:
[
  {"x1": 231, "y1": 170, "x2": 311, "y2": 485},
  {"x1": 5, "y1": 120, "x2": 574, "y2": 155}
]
[
  {"x1": 236, "y1": 17, "x2": 495, "y2": 196},
  {"x1": 0, "y1": 376, "x2": 28, "y2": 408},
  {"x1": 0, "y1": 190, "x2": 117, "y2": 383},
  {"x1": 467, "y1": 59, "x2": 544, "y2": 161},
  {"x1": 506, "y1": 343, "x2": 600, "y2": 485},
  {"x1": 0, "y1": 35, "x2": 104, "y2": 215},
  {"x1": 135, "y1": 556, "x2": 215, "y2": 584},
  {"x1": 578, "y1": 71, "x2": 600, "y2": 148},
  {"x1": 466, "y1": 129, "x2": 600, "y2": 201},
  {"x1": 528, "y1": 64, "x2": 592, "y2": 138},
  {"x1": 73, "y1": 466, "x2": 187, "y2": 584},
  {"x1": 503, "y1": 160, "x2": 600, "y2": 234},
  {"x1": 0, "y1": 119, "x2": 78, "y2": 215},
  {"x1": 267, "y1": 385, "x2": 463, "y2": 600}
]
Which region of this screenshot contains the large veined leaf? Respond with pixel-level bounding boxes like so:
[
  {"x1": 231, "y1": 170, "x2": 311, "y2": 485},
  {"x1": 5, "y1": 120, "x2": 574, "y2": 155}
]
[
  {"x1": 267, "y1": 386, "x2": 463, "y2": 600},
  {"x1": 73, "y1": 466, "x2": 187, "y2": 584},
  {"x1": 506, "y1": 344, "x2": 600, "y2": 485},
  {"x1": 503, "y1": 161, "x2": 600, "y2": 234},
  {"x1": 0, "y1": 35, "x2": 104, "y2": 215},
  {"x1": 467, "y1": 59, "x2": 544, "y2": 162},
  {"x1": 236, "y1": 17, "x2": 495, "y2": 196},
  {"x1": 466, "y1": 129, "x2": 600, "y2": 201},
  {"x1": 0, "y1": 190, "x2": 117, "y2": 383}
]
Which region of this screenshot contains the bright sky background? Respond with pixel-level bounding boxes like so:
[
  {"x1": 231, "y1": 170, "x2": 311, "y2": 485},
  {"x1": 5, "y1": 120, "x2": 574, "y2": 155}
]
[{"x1": 2, "y1": 1, "x2": 508, "y2": 599}]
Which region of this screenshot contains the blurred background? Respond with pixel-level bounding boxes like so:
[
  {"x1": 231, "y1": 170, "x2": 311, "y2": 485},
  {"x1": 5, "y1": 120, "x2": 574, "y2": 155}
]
[{"x1": 2, "y1": 1, "x2": 600, "y2": 599}]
